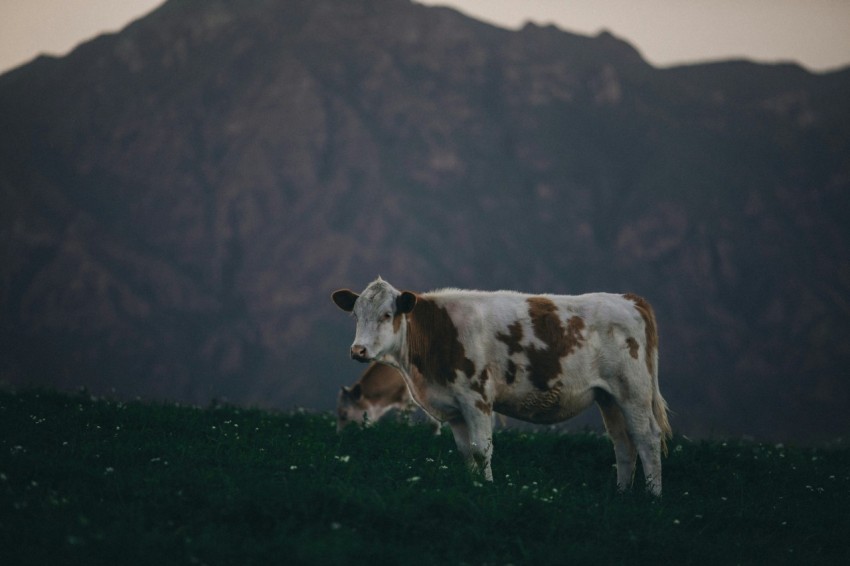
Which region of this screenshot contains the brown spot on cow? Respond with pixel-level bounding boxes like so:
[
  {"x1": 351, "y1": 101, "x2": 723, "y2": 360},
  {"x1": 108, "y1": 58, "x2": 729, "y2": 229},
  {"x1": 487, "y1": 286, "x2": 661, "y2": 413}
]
[
  {"x1": 505, "y1": 359, "x2": 518, "y2": 384},
  {"x1": 393, "y1": 313, "x2": 402, "y2": 333},
  {"x1": 475, "y1": 400, "x2": 492, "y2": 415},
  {"x1": 496, "y1": 321, "x2": 523, "y2": 354},
  {"x1": 565, "y1": 316, "x2": 585, "y2": 349},
  {"x1": 525, "y1": 297, "x2": 585, "y2": 390},
  {"x1": 470, "y1": 369, "x2": 489, "y2": 401},
  {"x1": 406, "y1": 296, "x2": 476, "y2": 385},
  {"x1": 626, "y1": 337, "x2": 640, "y2": 360},
  {"x1": 623, "y1": 293, "x2": 658, "y2": 376},
  {"x1": 497, "y1": 321, "x2": 523, "y2": 386}
]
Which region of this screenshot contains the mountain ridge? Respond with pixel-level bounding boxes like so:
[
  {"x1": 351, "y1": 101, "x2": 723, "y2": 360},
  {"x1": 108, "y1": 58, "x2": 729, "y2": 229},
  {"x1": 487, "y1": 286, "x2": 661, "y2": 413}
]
[{"x1": 2, "y1": 0, "x2": 849, "y2": 441}]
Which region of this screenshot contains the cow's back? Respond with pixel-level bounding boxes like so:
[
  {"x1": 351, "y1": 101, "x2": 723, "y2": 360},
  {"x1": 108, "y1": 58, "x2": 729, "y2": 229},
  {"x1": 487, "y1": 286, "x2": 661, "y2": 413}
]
[{"x1": 419, "y1": 290, "x2": 654, "y2": 423}]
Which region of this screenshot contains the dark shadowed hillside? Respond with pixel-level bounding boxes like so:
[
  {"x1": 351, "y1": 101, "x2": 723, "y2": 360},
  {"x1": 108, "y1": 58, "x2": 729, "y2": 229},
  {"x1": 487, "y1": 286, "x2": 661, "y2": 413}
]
[{"x1": 2, "y1": 0, "x2": 849, "y2": 441}]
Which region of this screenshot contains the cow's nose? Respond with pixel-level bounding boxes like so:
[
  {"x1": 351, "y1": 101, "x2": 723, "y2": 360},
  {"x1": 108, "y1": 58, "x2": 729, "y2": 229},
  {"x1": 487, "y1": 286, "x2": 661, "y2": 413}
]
[{"x1": 350, "y1": 345, "x2": 369, "y2": 362}]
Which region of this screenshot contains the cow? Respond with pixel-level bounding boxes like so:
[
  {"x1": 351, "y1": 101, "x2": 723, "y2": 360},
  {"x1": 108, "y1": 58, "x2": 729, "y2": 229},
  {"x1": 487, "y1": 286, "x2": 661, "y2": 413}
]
[
  {"x1": 332, "y1": 277, "x2": 672, "y2": 495},
  {"x1": 337, "y1": 362, "x2": 441, "y2": 434}
]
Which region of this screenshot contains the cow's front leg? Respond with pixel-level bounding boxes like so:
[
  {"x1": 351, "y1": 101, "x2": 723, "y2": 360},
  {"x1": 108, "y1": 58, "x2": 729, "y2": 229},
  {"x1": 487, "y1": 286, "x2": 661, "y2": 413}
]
[{"x1": 449, "y1": 408, "x2": 494, "y2": 481}]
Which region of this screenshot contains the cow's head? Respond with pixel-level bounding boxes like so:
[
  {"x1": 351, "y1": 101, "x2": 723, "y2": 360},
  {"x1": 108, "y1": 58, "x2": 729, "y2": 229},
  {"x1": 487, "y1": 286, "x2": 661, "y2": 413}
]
[
  {"x1": 336, "y1": 384, "x2": 366, "y2": 432},
  {"x1": 332, "y1": 277, "x2": 416, "y2": 363}
]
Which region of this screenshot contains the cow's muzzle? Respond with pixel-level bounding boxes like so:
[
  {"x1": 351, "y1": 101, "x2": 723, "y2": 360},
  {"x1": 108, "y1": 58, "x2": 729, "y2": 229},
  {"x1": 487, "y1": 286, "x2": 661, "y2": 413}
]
[{"x1": 350, "y1": 345, "x2": 370, "y2": 363}]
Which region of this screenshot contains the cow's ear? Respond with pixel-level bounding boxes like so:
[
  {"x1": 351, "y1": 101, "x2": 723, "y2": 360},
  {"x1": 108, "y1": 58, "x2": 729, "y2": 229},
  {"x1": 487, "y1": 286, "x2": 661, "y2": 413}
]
[
  {"x1": 396, "y1": 291, "x2": 417, "y2": 314},
  {"x1": 332, "y1": 289, "x2": 359, "y2": 312},
  {"x1": 349, "y1": 383, "x2": 362, "y2": 400}
]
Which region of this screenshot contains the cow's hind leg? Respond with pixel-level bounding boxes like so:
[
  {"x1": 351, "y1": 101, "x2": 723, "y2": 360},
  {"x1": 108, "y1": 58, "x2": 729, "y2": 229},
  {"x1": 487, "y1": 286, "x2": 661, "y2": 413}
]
[
  {"x1": 618, "y1": 397, "x2": 664, "y2": 496},
  {"x1": 596, "y1": 390, "x2": 637, "y2": 491}
]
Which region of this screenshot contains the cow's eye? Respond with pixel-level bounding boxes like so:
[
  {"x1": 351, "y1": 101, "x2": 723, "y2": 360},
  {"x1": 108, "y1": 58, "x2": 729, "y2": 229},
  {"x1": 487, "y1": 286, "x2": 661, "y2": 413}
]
[{"x1": 382, "y1": 312, "x2": 392, "y2": 321}]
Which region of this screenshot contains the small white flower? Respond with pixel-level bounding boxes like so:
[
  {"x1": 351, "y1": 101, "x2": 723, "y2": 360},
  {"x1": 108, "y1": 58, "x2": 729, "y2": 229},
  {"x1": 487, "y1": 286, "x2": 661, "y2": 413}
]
[
  {"x1": 407, "y1": 476, "x2": 421, "y2": 483},
  {"x1": 335, "y1": 455, "x2": 350, "y2": 463},
  {"x1": 105, "y1": 467, "x2": 114, "y2": 475},
  {"x1": 290, "y1": 465, "x2": 298, "y2": 470}
]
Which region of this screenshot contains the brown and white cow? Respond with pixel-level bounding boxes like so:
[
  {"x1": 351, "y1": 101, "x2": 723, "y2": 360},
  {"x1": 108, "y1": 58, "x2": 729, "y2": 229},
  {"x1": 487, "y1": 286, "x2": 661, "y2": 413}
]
[
  {"x1": 332, "y1": 277, "x2": 672, "y2": 495},
  {"x1": 337, "y1": 362, "x2": 441, "y2": 434}
]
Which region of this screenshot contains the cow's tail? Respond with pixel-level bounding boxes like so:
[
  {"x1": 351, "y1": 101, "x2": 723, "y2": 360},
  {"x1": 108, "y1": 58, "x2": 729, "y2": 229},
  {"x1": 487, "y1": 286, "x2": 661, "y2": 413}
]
[
  {"x1": 646, "y1": 302, "x2": 672, "y2": 457},
  {"x1": 653, "y1": 371, "x2": 672, "y2": 457},
  {"x1": 627, "y1": 293, "x2": 672, "y2": 457}
]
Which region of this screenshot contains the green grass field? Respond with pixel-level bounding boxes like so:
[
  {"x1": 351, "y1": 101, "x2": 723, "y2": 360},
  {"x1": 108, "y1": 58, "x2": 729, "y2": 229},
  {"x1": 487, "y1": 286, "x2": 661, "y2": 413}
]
[{"x1": 1, "y1": 388, "x2": 848, "y2": 565}]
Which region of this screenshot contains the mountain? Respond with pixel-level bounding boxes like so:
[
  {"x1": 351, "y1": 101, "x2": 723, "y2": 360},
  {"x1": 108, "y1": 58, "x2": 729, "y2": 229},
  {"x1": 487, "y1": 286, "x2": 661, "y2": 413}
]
[{"x1": 2, "y1": 0, "x2": 849, "y2": 442}]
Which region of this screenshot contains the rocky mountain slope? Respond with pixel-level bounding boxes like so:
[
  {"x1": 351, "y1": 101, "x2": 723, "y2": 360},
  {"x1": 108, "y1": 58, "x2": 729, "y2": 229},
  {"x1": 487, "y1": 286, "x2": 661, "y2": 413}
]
[{"x1": 2, "y1": 0, "x2": 849, "y2": 441}]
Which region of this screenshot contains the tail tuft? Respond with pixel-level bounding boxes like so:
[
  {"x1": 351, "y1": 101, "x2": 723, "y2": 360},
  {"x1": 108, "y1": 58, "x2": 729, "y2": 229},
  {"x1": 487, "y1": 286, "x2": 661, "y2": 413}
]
[{"x1": 654, "y1": 392, "x2": 672, "y2": 457}]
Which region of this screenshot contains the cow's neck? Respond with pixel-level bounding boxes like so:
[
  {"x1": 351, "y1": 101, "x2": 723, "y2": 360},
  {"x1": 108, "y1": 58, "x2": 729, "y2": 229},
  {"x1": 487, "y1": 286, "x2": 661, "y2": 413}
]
[
  {"x1": 389, "y1": 314, "x2": 438, "y2": 418},
  {"x1": 402, "y1": 296, "x2": 476, "y2": 387}
]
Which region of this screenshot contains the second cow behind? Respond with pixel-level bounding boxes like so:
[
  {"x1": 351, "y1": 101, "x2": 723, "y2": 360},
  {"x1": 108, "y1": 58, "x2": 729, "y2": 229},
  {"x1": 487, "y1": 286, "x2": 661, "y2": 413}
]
[{"x1": 337, "y1": 361, "x2": 441, "y2": 433}]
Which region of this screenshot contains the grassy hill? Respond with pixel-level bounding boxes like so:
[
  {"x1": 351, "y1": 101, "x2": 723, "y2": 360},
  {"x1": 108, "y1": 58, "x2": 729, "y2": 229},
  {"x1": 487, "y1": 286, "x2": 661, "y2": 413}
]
[{"x1": 1, "y1": 388, "x2": 848, "y2": 564}]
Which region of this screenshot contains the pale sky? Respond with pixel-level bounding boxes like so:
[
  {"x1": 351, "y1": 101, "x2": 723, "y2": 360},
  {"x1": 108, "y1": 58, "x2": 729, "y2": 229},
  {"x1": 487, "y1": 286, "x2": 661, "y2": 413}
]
[{"x1": 1, "y1": 0, "x2": 849, "y2": 75}]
